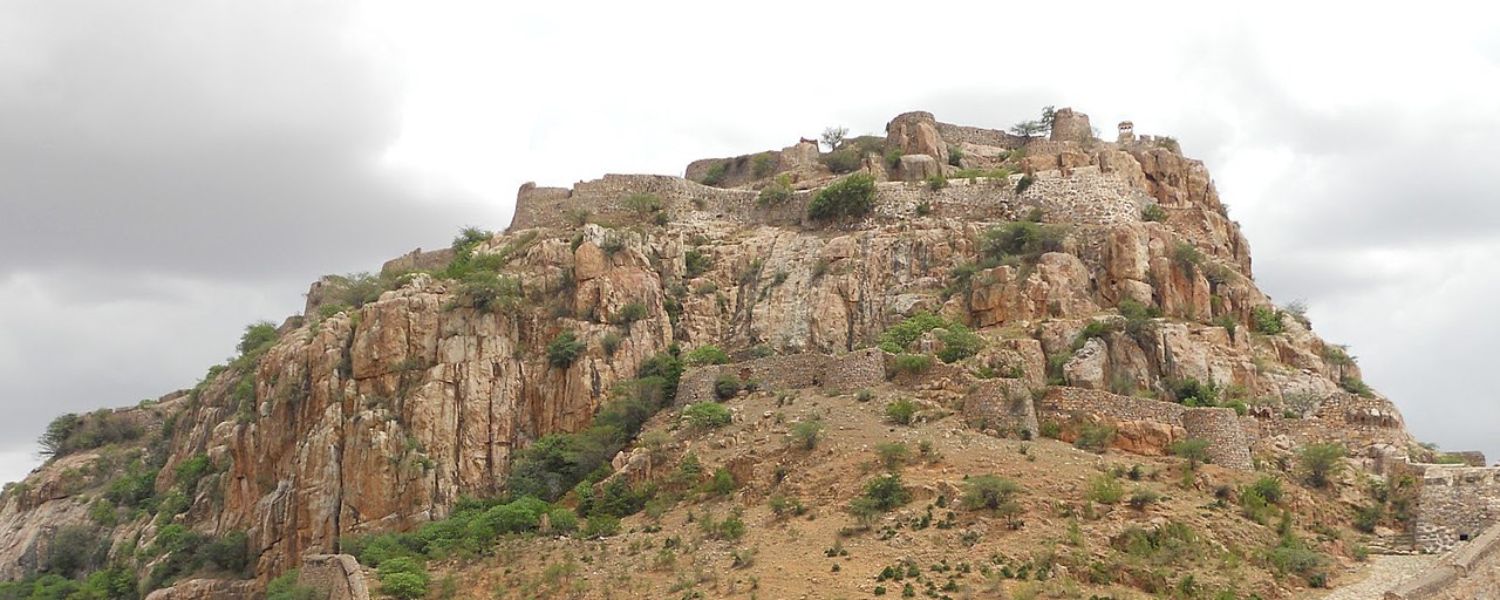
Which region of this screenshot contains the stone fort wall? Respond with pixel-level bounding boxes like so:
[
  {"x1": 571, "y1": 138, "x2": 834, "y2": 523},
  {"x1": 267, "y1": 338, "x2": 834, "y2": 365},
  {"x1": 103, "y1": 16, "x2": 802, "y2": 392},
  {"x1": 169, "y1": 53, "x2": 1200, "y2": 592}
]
[
  {"x1": 1037, "y1": 387, "x2": 1253, "y2": 470},
  {"x1": 296, "y1": 554, "x2": 370, "y2": 600},
  {"x1": 674, "y1": 349, "x2": 885, "y2": 405},
  {"x1": 1388, "y1": 460, "x2": 1500, "y2": 552},
  {"x1": 508, "y1": 167, "x2": 1152, "y2": 232},
  {"x1": 1256, "y1": 392, "x2": 1414, "y2": 453},
  {"x1": 933, "y1": 121, "x2": 1027, "y2": 149},
  {"x1": 960, "y1": 378, "x2": 1039, "y2": 437}
]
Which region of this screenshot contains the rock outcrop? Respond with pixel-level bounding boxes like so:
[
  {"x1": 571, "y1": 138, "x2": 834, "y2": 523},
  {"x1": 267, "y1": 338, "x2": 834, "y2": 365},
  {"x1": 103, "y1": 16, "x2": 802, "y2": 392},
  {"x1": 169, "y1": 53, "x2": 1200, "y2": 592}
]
[{"x1": 0, "y1": 107, "x2": 1442, "y2": 594}]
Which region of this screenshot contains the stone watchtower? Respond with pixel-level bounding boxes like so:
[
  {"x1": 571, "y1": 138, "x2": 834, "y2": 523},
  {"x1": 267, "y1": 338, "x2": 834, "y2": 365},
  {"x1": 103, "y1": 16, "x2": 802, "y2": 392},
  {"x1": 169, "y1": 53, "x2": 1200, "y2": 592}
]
[
  {"x1": 1117, "y1": 121, "x2": 1135, "y2": 143},
  {"x1": 1048, "y1": 108, "x2": 1092, "y2": 143}
]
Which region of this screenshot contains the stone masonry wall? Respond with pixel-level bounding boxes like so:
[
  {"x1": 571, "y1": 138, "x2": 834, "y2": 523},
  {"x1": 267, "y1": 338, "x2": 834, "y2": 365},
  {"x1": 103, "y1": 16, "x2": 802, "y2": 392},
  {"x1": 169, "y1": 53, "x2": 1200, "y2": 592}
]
[
  {"x1": 509, "y1": 168, "x2": 1151, "y2": 232},
  {"x1": 674, "y1": 350, "x2": 885, "y2": 405},
  {"x1": 1402, "y1": 463, "x2": 1500, "y2": 552},
  {"x1": 933, "y1": 121, "x2": 1027, "y2": 149},
  {"x1": 297, "y1": 554, "x2": 371, "y2": 600},
  {"x1": 961, "y1": 378, "x2": 1039, "y2": 437},
  {"x1": 1384, "y1": 523, "x2": 1500, "y2": 599},
  {"x1": 1038, "y1": 387, "x2": 1254, "y2": 470},
  {"x1": 1256, "y1": 392, "x2": 1414, "y2": 454}
]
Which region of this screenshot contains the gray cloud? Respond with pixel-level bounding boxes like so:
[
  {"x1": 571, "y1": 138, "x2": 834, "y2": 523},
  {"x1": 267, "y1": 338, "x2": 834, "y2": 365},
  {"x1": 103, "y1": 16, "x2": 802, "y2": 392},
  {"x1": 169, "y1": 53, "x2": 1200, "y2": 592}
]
[{"x1": 0, "y1": 1, "x2": 496, "y2": 483}]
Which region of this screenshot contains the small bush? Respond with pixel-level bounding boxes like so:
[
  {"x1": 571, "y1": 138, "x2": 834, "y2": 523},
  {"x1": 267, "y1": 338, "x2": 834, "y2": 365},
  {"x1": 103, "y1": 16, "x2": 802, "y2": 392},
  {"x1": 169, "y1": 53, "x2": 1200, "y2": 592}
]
[
  {"x1": 807, "y1": 173, "x2": 876, "y2": 221},
  {"x1": 961, "y1": 475, "x2": 1022, "y2": 513},
  {"x1": 875, "y1": 442, "x2": 910, "y2": 471},
  {"x1": 1074, "y1": 422, "x2": 1115, "y2": 453},
  {"x1": 1299, "y1": 443, "x2": 1346, "y2": 488},
  {"x1": 1251, "y1": 306, "x2": 1285, "y2": 334},
  {"x1": 891, "y1": 354, "x2": 931, "y2": 375},
  {"x1": 546, "y1": 332, "x2": 586, "y2": 368},
  {"x1": 701, "y1": 162, "x2": 729, "y2": 186},
  {"x1": 758, "y1": 175, "x2": 794, "y2": 206},
  {"x1": 1014, "y1": 174, "x2": 1036, "y2": 194},
  {"x1": 1088, "y1": 474, "x2": 1124, "y2": 504},
  {"x1": 684, "y1": 249, "x2": 713, "y2": 278},
  {"x1": 1354, "y1": 504, "x2": 1383, "y2": 533},
  {"x1": 981, "y1": 221, "x2": 1065, "y2": 264},
  {"x1": 267, "y1": 569, "x2": 322, "y2": 600},
  {"x1": 1169, "y1": 438, "x2": 1212, "y2": 470},
  {"x1": 885, "y1": 399, "x2": 918, "y2": 426},
  {"x1": 1248, "y1": 476, "x2": 1284, "y2": 504},
  {"x1": 583, "y1": 514, "x2": 620, "y2": 539},
  {"x1": 600, "y1": 332, "x2": 623, "y2": 356},
  {"x1": 623, "y1": 193, "x2": 663, "y2": 217},
  {"x1": 1171, "y1": 242, "x2": 1204, "y2": 272},
  {"x1": 713, "y1": 375, "x2": 741, "y2": 400},
  {"x1": 820, "y1": 147, "x2": 863, "y2": 174},
  {"x1": 1339, "y1": 375, "x2": 1373, "y2": 397},
  {"x1": 614, "y1": 302, "x2": 648, "y2": 325},
  {"x1": 548, "y1": 508, "x2": 579, "y2": 533},
  {"x1": 1142, "y1": 204, "x2": 1167, "y2": 222},
  {"x1": 859, "y1": 473, "x2": 911, "y2": 511},
  {"x1": 925, "y1": 175, "x2": 948, "y2": 191},
  {"x1": 790, "y1": 419, "x2": 824, "y2": 450},
  {"x1": 683, "y1": 402, "x2": 732, "y2": 430},
  {"x1": 1128, "y1": 488, "x2": 1161, "y2": 510},
  {"x1": 683, "y1": 345, "x2": 730, "y2": 366}
]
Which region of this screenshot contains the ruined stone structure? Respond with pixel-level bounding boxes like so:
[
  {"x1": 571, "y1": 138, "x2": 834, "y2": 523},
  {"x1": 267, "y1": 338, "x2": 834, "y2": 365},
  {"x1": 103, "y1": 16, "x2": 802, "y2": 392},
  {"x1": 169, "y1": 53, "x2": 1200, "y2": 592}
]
[
  {"x1": 960, "y1": 379, "x2": 1039, "y2": 437},
  {"x1": 1387, "y1": 461, "x2": 1500, "y2": 552},
  {"x1": 1038, "y1": 387, "x2": 1253, "y2": 469},
  {"x1": 297, "y1": 554, "x2": 371, "y2": 600},
  {"x1": 1117, "y1": 121, "x2": 1135, "y2": 143}
]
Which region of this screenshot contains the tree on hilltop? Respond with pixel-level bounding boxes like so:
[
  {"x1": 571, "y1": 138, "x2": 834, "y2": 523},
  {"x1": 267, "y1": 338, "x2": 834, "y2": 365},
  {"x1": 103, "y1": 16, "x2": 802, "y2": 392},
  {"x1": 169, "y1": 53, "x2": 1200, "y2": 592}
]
[{"x1": 820, "y1": 126, "x2": 848, "y2": 151}]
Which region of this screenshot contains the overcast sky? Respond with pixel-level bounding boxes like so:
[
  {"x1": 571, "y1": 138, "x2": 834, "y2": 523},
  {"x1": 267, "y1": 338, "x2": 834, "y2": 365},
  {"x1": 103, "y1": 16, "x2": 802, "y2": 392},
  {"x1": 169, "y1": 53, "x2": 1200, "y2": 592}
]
[{"x1": 3, "y1": 1, "x2": 1498, "y2": 484}]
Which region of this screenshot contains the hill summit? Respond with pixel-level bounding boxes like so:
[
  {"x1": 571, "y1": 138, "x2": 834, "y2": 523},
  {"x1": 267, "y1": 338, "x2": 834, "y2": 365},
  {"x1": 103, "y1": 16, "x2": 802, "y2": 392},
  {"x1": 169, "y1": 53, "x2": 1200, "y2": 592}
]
[{"x1": 3, "y1": 107, "x2": 1498, "y2": 599}]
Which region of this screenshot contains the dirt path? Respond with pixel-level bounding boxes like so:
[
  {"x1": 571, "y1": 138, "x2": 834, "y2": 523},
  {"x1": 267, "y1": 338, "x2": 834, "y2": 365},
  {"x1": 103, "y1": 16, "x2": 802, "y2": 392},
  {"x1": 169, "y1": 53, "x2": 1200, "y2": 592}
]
[{"x1": 1313, "y1": 554, "x2": 1440, "y2": 600}]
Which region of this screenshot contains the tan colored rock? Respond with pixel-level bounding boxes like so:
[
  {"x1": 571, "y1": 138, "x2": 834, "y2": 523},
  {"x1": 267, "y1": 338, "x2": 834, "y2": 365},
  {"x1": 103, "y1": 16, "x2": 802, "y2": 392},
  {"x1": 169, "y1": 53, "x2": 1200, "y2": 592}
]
[
  {"x1": 898, "y1": 154, "x2": 941, "y2": 182},
  {"x1": 886, "y1": 111, "x2": 949, "y2": 165}
]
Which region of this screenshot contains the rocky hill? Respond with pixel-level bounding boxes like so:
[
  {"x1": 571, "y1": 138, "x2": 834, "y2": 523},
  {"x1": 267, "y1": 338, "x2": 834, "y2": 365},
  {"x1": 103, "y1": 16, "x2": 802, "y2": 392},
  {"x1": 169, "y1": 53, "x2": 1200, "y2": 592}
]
[{"x1": 2, "y1": 107, "x2": 1497, "y2": 600}]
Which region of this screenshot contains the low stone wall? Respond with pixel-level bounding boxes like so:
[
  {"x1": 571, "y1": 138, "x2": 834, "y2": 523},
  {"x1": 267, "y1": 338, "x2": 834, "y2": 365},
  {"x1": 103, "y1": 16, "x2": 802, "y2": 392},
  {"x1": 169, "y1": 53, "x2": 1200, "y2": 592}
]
[
  {"x1": 1403, "y1": 463, "x2": 1500, "y2": 552},
  {"x1": 933, "y1": 121, "x2": 1026, "y2": 149},
  {"x1": 1257, "y1": 392, "x2": 1415, "y2": 455},
  {"x1": 298, "y1": 554, "x2": 371, "y2": 600},
  {"x1": 1385, "y1": 523, "x2": 1500, "y2": 599},
  {"x1": 508, "y1": 168, "x2": 1150, "y2": 232},
  {"x1": 960, "y1": 379, "x2": 1038, "y2": 437},
  {"x1": 381, "y1": 247, "x2": 456, "y2": 275},
  {"x1": 674, "y1": 350, "x2": 885, "y2": 405},
  {"x1": 1037, "y1": 387, "x2": 1254, "y2": 470}
]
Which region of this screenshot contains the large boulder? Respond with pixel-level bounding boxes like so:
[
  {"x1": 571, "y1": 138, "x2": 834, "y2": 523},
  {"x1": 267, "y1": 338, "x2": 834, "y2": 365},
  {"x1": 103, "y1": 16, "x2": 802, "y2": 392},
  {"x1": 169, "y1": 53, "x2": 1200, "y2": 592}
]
[
  {"x1": 886, "y1": 111, "x2": 949, "y2": 165},
  {"x1": 898, "y1": 154, "x2": 942, "y2": 182}
]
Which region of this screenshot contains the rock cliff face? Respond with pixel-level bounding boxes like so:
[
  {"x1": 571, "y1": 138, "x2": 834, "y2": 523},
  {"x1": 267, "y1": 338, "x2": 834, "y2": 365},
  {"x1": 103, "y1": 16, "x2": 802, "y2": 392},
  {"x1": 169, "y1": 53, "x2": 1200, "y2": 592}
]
[{"x1": 0, "y1": 108, "x2": 1427, "y2": 592}]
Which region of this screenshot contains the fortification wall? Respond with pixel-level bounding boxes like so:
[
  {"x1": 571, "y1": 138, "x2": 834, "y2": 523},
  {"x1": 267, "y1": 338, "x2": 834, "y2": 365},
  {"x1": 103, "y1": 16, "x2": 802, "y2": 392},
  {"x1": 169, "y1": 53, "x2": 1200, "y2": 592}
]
[
  {"x1": 510, "y1": 168, "x2": 1151, "y2": 232},
  {"x1": 674, "y1": 350, "x2": 885, "y2": 405},
  {"x1": 1403, "y1": 463, "x2": 1500, "y2": 552},
  {"x1": 1038, "y1": 387, "x2": 1254, "y2": 470},
  {"x1": 961, "y1": 379, "x2": 1038, "y2": 437},
  {"x1": 934, "y1": 121, "x2": 1026, "y2": 149},
  {"x1": 1180, "y1": 408, "x2": 1253, "y2": 470},
  {"x1": 1256, "y1": 392, "x2": 1414, "y2": 453},
  {"x1": 297, "y1": 554, "x2": 370, "y2": 600}
]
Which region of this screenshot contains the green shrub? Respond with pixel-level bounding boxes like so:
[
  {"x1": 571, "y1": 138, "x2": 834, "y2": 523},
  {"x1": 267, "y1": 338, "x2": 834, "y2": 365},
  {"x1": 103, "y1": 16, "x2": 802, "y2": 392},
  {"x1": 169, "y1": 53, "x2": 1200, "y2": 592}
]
[
  {"x1": 790, "y1": 419, "x2": 824, "y2": 450},
  {"x1": 981, "y1": 221, "x2": 1065, "y2": 264},
  {"x1": 1087, "y1": 474, "x2": 1124, "y2": 504},
  {"x1": 807, "y1": 173, "x2": 876, "y2": 220},
  {"x1": 1014, "y1": 174, "x2": 1036, "y2": 194},
  {"x1": 875, "y1": 443, "x2": 910, "y2": 471},
  {"x1": 758, "y1": 175, "x2": 794, "y2": 206},
  {"x1": 819, "y1": 147, "x2": 863, "y2": 174},
  {"x1": 885, "y1": 399, "x2": 918, "y2": 426},
  {"x1": 1074, "y1": 422, "x2": 1115, "y2": 453},
  {"x1": 684, "y1": 249, "x2": 712, "y2": 278},
  {"x1": 713, "y1": 375, "x2": 741, "y2": 400},
  {"x1": 701, "y1": 161, "x2": 728, "y2": 186},
  {"x1": 1142, "y1": 204, "x2": 1167, "y2": 222},
  {"x1": 175, "y1": 452, "x2": 214, "y2": 492},
  {"x1": 683, "y1": 345, "x2": 730, "y2": 366},
  {"x1": 859, "y1": 473, "x2": 911, "y2": 511},
  {"x1": 1169, "y1": 438, "x2": 1212, "y2": 469},
  {"x1": 926, "y1": 175, "x2": 948, "y2": 191},
  {"x1": 614, "y1": 302, "x2": 648, "y2": 325},
  {"x1": 582, "y1": 514, "x2": 620, "y2": 539},
  {"x1": 1248, "y1": 476, "x2": 1284, "y2": 504},
  {"x1": 891, "y1": 354, "x2": 931, "y2": 375},
  {"x1": 600, "y1": 332, "x2": 623, "y2": 356},
  {"x1": 546, "y1": 332, "x2": 585, "y2": 368},
  {"x1": 1171, "y1": 378, "x2": 1220, "y2": 407},
  {"x1": 961, "y1": 475, "x2": 1022, "y2": 513},
  {"x1": 1353, "y1": 504, "x2": 1382, "y2": 533},
  {"x1": 1251, "y1": 306, "x2": 1285, "y2": 334},
  {"x1": 623, "y1": 193, "x2": 663, "y2": 217},
  {"x1": 1171, "y1": 242, "x2": 1204, "y2": 273},
  {"x1": 38, "y1": 409, "x2": 145, "y2": 459},
  {"x1": 46, "y1": 525, "x2": 103, "y2": 578},
  {"x1": 1299, "y1": 443, "x2": 1346, "y2": 488},
  {"x1": 547, "y1": 508, "x2": 579, "y2": 533},
  {"x1": 1128, "y1": 488, "x2": 1162, "y2": 510},
  {"x1": 1339, "y1": 375, "x2": 1373, "y2": 397},
  {"x1": 683, "y1": 402, "x2": 732, "y2": 430},
  {"x1": 1267, "y1": 536, "x2": 1330, "y2": 587}
]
